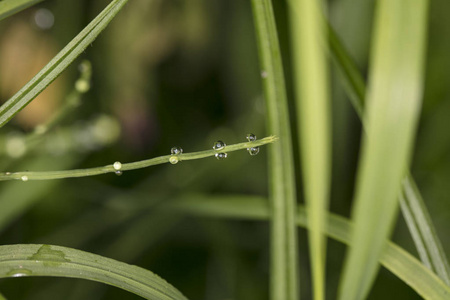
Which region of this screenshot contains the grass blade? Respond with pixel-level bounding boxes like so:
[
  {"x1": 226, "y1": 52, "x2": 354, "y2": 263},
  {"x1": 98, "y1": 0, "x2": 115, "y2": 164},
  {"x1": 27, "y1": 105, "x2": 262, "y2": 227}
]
[
  {"x1": 403, "y1": 176, "x2": 450, "y2": 284},
  {"x1": 0, "y1": 0, "x2": 45, "y2": 21},
  {"x1": 327, "y1": 13, "x2": 450, "y2": 286},
  {"x1": 165, "y1": 195, "x2": 450, "y2": 300},
  {"x1": 289, "y1": 1, "x2": 331, "y2": 298},
  {"x1": 0, "y1": 0, "x2": 129, "y2": 128},
  {"x1": 338, "y1": 1, "x2": 429, "y2": 299},
  {"x1": 250, "y1": 1, "x2": 299, "y2": 299},
  {"x1": 0, "y1": 244, "x2": 187, "y2": 300}
]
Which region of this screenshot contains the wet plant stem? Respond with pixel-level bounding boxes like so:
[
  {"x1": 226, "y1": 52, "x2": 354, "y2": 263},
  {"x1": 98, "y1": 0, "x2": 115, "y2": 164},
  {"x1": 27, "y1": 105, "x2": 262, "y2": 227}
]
[{"x1": 0, "y1": 136, "x2": 277, "y2": 181}]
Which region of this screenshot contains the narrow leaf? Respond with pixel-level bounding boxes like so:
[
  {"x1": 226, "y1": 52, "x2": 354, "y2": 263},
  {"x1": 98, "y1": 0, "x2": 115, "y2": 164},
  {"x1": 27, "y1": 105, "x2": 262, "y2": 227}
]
[
  {"x1": 327, "y1": 14, "x2": 450, "y2": 286},
  {"x1": 250, "y1": 1, "x2": 299, "y2": 299},
  {"x1": 0, "y1": 244, "x2": 187, "y2": 300},
  {"x1": 0, "y1": 0, "x2": 44, "y2": 21},
  {"x1": 0, "y1": 0, "x2": 129, "y2": 128},
  {"x1": 403, "y1": 176, "x2": 450, "y2": 284},
  {"x1": 339, "y1": 1, "x2": 429, "y2": 299},
  {"x1": 165, "y1": 195, "x2": 450, "y2": 300},
  {"x1": 289, "y1": 0, "x2": 331, "y2": 298}
]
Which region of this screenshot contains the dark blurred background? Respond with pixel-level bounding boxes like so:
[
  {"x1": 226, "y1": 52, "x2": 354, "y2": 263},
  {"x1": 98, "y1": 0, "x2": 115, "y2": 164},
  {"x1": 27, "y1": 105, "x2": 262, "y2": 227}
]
[{"x1": 0, "y1": 0, "x2": 449, "y2": 299}]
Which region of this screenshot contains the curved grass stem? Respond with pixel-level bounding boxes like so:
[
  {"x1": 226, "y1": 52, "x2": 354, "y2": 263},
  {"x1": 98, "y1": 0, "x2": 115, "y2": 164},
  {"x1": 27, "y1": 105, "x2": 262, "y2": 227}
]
[{"x1": 0, "y1": 136, "x2": 277, "y2": 181}]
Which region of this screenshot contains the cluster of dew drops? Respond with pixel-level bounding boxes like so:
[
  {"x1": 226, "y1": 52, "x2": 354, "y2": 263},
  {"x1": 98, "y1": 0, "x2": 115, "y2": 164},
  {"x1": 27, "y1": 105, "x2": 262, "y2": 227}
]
[{"x1": 169, "y1": 133, "x2": 260, "y2": 165}]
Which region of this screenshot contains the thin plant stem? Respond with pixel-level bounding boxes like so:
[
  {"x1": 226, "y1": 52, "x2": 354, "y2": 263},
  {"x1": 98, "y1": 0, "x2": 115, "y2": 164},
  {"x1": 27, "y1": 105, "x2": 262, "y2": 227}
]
[{"x1": 0, "y1": 136, "x2": 277, "y2": 181}]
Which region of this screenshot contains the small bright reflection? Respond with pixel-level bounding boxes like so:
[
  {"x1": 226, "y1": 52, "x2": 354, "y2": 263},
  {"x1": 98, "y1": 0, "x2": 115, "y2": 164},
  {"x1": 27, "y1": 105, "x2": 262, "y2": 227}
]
[{"x1": 34, "y1": 8, "x2": 54, "y2": 30}]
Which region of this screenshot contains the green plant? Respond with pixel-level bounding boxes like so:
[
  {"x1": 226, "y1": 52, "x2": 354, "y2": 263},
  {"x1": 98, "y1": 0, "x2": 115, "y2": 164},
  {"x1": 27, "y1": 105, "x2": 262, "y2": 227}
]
[{"x1": 0, "y1": 0, "x2": 449, "y2": 299}]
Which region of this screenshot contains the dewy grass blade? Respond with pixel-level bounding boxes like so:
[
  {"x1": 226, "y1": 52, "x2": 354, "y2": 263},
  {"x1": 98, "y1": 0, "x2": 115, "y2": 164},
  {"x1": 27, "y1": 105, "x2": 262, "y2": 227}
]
[
  {"x1": 0, "y1": 244, "x2": 187, "y2": 300},
  {"x1": 0, "y1": 0, "x2": 45, "y2": 21},
  {"x1": 338, "y1": 1, "x2": 429, "y2": 299},
  {"x1": 327, "y1": 13, "x2": 450, "y2": 286},
  {"x1": 165, "y1": 195, "x2": 450, "y2": 300},
  {"x1": 0, "y1": 0, "x2": 129, "y2": 128},
  {"x1": 289, "y1": 0, "x2": 331, "y2": 298},
  {"x1": 250, "y1": 1, "x2": 299, "y2": 299}
]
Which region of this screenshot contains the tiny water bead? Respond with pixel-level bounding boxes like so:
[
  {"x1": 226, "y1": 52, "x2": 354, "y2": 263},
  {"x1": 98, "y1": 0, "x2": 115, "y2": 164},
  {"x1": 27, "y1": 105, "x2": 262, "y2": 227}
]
[
  {"x1": 261, "y1": 71, "x2": 268, "y2": 78},
  {"x1": 213, "y1": 141, "x2": 226, "y2": 151},
  {"x1": 115, "y1": 171, "x2": 123, "y2": 176},
  {"x1": 246, "y1": 133, "x2": 257, "y2": 142},
  {"x1": 215, "y1": 152, "x2": 228, "y2": 160},
  {"x1": 21, "y1": 176, "x2": 29, "y2": 182},
  {"x1": 113, "y1": 161, "x2": 122, "y2": 171},
  {"x1": 248, "y1": 147, "x2": 260, "y2": 156},
  {"x1": 169, "y1": 156, "x2": 179, "y2": 164},
  {"x1": 246, "y1": 133, "x2": 259, "y2": 156},
  {"x1": 170, "y1": 146, "x2": 183, "y2": 155}
]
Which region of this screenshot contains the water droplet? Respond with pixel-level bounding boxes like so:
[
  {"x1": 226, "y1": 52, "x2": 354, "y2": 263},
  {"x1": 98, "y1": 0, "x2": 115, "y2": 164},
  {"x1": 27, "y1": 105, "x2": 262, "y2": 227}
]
[
  {"x1": 5, "y1": 172, "x2": 11, "y2": 175},
  {"x1": 7, "y1": 268, "x2": 32, "y2": 277},
  {"x1": 170, "y1": 147, "x2": 183, "y2": 155},
  {"x1": 246, "y1": 133, "x2": 257, "y2": 142},
  {"x1": 261, "y1": 71, "x2": 268, "y2": 78},
  {"x1": 169, "y1": 156, "x2": 179, "y2": 164},
  {"x1": 215, "y1": 152, "x2": 228, "y2": 160},
  {"x1": 113, "y1": 161, "x2": 122, "y2": 171},
  {"x1": 248, "y1": 147, "x2": 260, "y2": 156},
  {"x1": 21, "y1": 176, "x2": 28, "y2": 182},
  {"x1": 115, "y1": 171, "x2": 123, "y2": 176},
  {"x1": 213, "y1": 141, "x2": 226, "y2": 151}
]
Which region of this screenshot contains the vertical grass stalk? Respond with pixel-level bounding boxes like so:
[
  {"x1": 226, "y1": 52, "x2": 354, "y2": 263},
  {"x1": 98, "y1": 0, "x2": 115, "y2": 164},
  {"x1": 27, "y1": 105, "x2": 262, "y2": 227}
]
[
  {"x1": 250, "y1": 1, "x2": 299, "y2": 299},
  {"x1": 289, "y1": 1, "x2": 331, "y2": 299},
  {"x1": 339, "y1": 1, "x2": 429, "y2": 299},
  {"x1": 328, "y1": 19, "x2": 450, "y2": 285}
]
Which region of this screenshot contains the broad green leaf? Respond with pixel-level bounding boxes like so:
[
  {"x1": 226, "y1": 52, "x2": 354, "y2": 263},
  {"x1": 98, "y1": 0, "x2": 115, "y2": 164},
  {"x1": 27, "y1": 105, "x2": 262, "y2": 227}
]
[
  {"x1": 327, "y1": 13, "x2": 450, "y2": 287},
  {"x1": 0, "y1": 0, "x2": 44, "y2": 21},
  {"x1": 0, "y1": 244, "x2": 187, "y2": 300},
  {"x1": 165, "y1": 195, "x2": 450, "y2": 300},
  {"x1": 289, "y1": 0, "x2": 331, "y2": 298},
  {"x1": 339, "y1": 1, "x2": 429, "y2": 299},
  {"x1": 0, "y1": 0, "x2": 129, "y2": 128},
  {"x1": 250, "y1": 1, "x2": 299, "y2": 299}
]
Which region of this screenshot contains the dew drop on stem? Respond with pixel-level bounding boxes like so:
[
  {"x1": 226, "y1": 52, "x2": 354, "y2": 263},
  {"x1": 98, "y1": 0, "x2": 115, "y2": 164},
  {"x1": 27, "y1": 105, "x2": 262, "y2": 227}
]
[
  {"x1": 215, "y1": 152, "x2": 227, "y2": 160},
  {"x1": 115, "y1": 171, "x2": 123, "y2": 176},
  {"x1": 21, "y1": 176, "x2": 28, "y2": 182},
  {"x1": 248, "y1": 147, "x2": 260, "y2": 156},
  {"x1": 213, "y1": 141, "x2": 226, "y2": 151},
  {"x1": 246, "y1": 133, "x2": 257, "y2": 142},
  {"x1": 170, "y1": 147, "x2": 183, "y2": 155},
  {"x1": 113, "y1": 161, "x2": 122, "y2": 171},
  {"x1": 169, "y1": 156, "x2": 179, "y2": 164}
]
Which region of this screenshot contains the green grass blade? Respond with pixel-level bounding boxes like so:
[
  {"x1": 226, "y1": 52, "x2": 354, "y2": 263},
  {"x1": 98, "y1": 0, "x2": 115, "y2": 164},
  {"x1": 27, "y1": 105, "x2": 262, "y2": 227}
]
[
  {"x1": 0, "y1": 0, "x2": 45, "y2": 21},
  {"x1": 165, "y1": 195, "x2": 450, "y2": 300},
  {"x1": 289, "y1": 1, "x2": 331, "y2": 298},
  {"x1": 403, "y1": 176, "x2": 450, "y2": 284},
  {"x1": 0, "y1": 244, "x2": 187, "y2": 300},
  {"x1": 0, "y1": 291, "x2": 6, "y2": 300},
  {"x1": 0, "y1": 0, "x2": 129, "y2": 128},
  {"x1": 398, "y1": 192, "x2": 433, "y2": 270},
  {"x1": 250, "y1": 1, "x2": 299, "y2": 299},
  {"x1": 328, "y1": 24, "x2": 365, "y2": 118},
  {"x1": 327, "y1": 12, "x2": 450, "y2": 286},
  {"x1": 338, "y1": 1, "x2": 429, "y2": 299}
]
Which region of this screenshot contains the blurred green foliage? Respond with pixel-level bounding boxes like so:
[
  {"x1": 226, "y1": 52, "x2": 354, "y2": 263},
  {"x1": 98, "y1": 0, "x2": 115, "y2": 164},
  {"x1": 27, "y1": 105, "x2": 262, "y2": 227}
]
[{"x1": 0, "y1": 0, "x2": 448, "y2": 299}]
